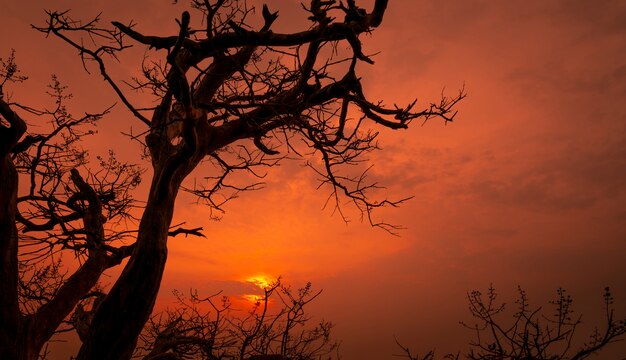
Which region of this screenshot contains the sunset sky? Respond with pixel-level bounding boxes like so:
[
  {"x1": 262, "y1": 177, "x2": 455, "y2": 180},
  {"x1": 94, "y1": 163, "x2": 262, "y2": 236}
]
[{"x1": 2, "y1": 0, "x2": 626, "y2": 358}]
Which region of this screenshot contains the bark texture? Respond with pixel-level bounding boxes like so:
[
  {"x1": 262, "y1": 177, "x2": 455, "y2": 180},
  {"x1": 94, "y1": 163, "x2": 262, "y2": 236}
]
[{"x1": 0, "y1": 94, "x2": 26, "y2": 359}]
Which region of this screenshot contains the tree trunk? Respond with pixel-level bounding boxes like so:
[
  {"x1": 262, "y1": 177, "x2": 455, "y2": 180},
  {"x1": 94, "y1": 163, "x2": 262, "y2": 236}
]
[
  {"x1": 77, "y1": 157, "x2": 196, "y2": 359},
  {"x1": 0, "y1": 155, "x2": 22, "y2": 359}
]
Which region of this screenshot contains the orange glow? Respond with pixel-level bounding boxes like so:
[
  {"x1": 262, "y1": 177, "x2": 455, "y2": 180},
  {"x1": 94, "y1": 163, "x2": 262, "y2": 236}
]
[
  {"x1": 245, "y1": 275, "x2": 276, "y2": 290},
  {"x1": 2, "y1": 1, "x2": 626, "y2": 359},
  {"x1": 241, "y1": 294, "x2": 265, "y2": 304}
]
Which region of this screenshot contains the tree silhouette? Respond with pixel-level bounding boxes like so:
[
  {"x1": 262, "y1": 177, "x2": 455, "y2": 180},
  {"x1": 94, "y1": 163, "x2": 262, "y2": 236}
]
[
  {"x1": 1, "y1": 1, "x2": 464, "y2": 359},
  {"x1": 397, "y1": 286, "x2": 626, "y2": 360},
  {"x1": 138, "y1": 280, "x2": 336, "y2": 360},
  {"x1": 0, "y1": 51, "x2": 145, "y2": 359}
]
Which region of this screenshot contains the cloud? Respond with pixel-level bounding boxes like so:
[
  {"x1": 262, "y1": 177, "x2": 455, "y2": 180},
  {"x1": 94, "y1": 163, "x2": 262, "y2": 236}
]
[{"x1": 446, "y1": 135, "x2": 626, "y2": 213}]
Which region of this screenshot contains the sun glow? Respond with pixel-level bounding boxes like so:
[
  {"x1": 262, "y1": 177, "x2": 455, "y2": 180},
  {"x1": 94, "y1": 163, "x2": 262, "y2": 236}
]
[
  {"x1": 241, "y1": 275, "x2": 278, "y2": 304},
  {"x1": 245, "y1": 275, "x2": 275, "y2": 289}
]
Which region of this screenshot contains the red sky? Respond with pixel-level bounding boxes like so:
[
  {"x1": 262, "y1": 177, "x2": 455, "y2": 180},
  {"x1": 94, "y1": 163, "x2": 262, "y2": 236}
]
[{"x1": 2, "y1": 0, "x2": 626, "y2": 358}]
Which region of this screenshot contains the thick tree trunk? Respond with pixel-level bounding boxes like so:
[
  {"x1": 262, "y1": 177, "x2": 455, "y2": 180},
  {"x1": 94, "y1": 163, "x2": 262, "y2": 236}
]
[
  {"x1": 0, "y1": 93, "x2": 27, "y2": 358},
  {"x1": 0, "y1": 155, "x2": 22, "y2": 359},
  {"x1": 77, "y1": 160, "x2": 192, "y2": 360},
  {"x1": 0, "y1": 155, "x2": 52, "y2": 360}
]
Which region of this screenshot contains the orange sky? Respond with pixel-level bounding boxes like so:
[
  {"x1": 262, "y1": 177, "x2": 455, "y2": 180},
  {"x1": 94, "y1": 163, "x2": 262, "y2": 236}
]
[{"x1": 2, "y1": 0, "x2": 626, "y2": 358}]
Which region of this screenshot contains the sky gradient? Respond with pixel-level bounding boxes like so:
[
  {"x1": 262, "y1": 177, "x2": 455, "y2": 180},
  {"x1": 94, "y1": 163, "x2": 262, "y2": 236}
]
[{"x1": 2, "y1": 0, "x2": 626, "y2": 358}]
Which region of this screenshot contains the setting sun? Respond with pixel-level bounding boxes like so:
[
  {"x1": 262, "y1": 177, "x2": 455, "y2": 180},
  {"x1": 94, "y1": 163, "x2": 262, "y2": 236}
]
[
  {"x1": 242, "y1": 276, "x2": 275, "y2": 304},
  {"x1": 245, "y1": 275, "x2": 276, "y2": 290}
]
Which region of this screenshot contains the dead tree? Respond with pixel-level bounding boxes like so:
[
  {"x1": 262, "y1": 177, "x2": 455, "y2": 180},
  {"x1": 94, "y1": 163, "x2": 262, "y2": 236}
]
[
  {"x1": 461, "y1": 286, "x2": 626, "y2": 359},
  {"x1": 137, "y1": 280, "x2": 336, "y2": 360},
  {"x1": 0, "y1": 53, "x2": 204, "y2": 359},
  {"x1": 23, "y1": 1, "x2": 465, "y2": 358},
  {"x1": 396, "y1": 286, "x2": 626, "y2": 360},
  {"x1": 0, "y1": 52, "x2": 142, "y2": 359}
]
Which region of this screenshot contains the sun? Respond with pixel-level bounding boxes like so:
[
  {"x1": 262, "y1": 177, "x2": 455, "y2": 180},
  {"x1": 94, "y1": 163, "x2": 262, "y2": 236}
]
[
  {"x1": 241, "y1": 275, "x2": 278, "y2": 304},
  {"x1": 245, "y1": 275, "x2": 274, "y2": 289}
]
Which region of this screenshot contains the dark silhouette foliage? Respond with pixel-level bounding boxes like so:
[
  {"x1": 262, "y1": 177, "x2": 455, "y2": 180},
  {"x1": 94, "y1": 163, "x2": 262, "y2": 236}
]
[
  {"x1": 397, "y1": 286, "x2": 626, "y2": 360},
  {"x1": 138, "y1": 280, "x2": 337, "y2": 360}
]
